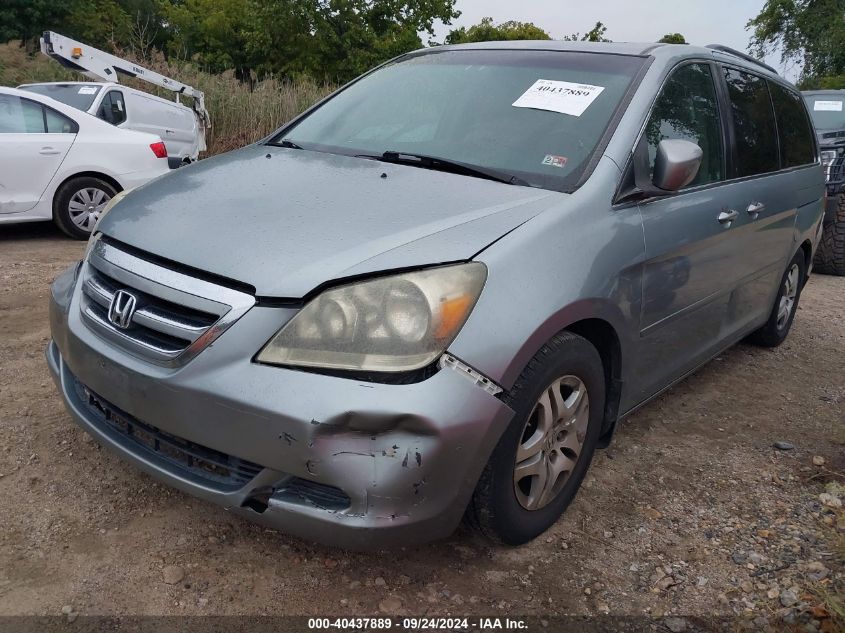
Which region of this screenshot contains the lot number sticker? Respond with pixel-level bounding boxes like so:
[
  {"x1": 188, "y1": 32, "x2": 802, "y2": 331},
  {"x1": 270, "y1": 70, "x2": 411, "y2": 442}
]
[
  {"x1": 513, "y1": 79, "x2": 605, "y2": 117},
  {"x1": 78, "y1": 86, "x2": 98, "y2": 95},
  {"x1": 814, "y1": 100, "x2": 843, "y2": 111}
]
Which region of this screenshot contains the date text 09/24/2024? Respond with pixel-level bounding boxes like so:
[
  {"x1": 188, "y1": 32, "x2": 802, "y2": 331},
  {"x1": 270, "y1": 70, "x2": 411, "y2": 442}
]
[{"x1": 307, "y1": 617, "x2": 528, "y2": 630}]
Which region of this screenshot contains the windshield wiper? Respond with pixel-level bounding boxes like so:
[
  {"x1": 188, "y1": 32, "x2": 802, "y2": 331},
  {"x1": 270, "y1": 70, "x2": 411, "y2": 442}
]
[
  {"x1": 359, "y1": 151, "x2": 529, "y2": 186},
  {"x1": 275, "y1": 138, "x2": 304, "y2": 150}
]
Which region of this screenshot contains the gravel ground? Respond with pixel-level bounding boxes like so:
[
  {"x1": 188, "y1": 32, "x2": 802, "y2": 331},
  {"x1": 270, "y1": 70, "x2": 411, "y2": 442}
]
[{"x1": 0, "y1": 222, "x2": 842, "y2": 630}]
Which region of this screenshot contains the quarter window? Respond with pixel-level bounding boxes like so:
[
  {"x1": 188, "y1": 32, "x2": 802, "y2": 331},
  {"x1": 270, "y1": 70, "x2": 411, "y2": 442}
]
[
  {"x1": 723, "y1": 68, "x2": 779, "y2": 176},
  {"x1": 645, "y1": 63, "x2": 724, "y2": 187},
  {"x1": 769, "y1": 82, "x2": 816, "y2": 167}
]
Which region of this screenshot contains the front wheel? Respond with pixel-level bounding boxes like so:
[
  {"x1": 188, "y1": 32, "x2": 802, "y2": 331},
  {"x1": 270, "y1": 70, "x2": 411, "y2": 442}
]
[
  {"x1": 53, "y1": 176, "x2": 117, "y2": 240},
  {"x1": 465, "y1": 331, "x2": 605, "y2": 545},
  {"x1": 747, "y1": 250, "x2": 806, "y2": 348}
]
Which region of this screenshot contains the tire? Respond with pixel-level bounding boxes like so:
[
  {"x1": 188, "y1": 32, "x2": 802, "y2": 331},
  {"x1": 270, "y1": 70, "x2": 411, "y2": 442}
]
[
  {"x1": 813, "y1": 194, "x2": 845, "y2": 276},
  {"x1": 747, "y1": 250, "x2": 806, "y2": 348},
  {"x1": 53, "y1": 176, "x2": 118, "y2": 240},
  {"x1": 466, "y1": 331, "x2": 605, "y2": 545}
]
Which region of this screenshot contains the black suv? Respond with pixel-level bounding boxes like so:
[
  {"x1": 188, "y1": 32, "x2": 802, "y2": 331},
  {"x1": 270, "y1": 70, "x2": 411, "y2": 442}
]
[{"x1": 803, "y1": 89, "x2": 845, "y2": 275}]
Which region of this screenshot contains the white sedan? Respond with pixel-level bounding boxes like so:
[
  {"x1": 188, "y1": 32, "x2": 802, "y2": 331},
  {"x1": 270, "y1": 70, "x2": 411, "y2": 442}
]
[{"x1": 0, "y1": 86, "x2": 170, "y2": 239}]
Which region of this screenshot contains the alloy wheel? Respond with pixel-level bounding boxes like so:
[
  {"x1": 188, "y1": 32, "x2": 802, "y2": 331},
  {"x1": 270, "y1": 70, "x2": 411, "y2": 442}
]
[
  {"x1": 513, "y1": 375, "x2": 590, "y2": 510},
  {"x1": 68, "y1": 187, "x2": 111, "y2": 232},
  {"x1": 776, "y1": 263, "x2": 799, "y2": 330}
]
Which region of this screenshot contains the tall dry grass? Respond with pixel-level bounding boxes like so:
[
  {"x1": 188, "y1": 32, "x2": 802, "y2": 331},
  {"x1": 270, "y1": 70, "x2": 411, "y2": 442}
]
[{"x1": 0, "y1": 42, "x2": 336, "y2": 156}]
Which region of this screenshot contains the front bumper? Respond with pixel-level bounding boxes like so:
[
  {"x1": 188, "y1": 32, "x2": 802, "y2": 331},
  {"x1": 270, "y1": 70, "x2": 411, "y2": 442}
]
[{"x1": 47, "y1": 263, "x2": 514, "y2": 549}]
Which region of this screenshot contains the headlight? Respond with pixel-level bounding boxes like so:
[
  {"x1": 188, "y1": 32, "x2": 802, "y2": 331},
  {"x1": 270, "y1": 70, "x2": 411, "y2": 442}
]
[{"x1": 256, "y1": 263, "x2": 487, "y2": 373}]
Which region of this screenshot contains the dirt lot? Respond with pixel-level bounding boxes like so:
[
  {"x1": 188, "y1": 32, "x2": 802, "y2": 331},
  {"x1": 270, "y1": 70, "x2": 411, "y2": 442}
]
[{"x1": 0, "y1": 221, "x2": 842, "y2": 627}]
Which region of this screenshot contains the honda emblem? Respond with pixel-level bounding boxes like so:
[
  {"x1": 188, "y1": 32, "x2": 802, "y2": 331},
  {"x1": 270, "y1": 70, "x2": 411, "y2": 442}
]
[{"x1": 108, "y1": 290, "x2": 137, "y2": 329}]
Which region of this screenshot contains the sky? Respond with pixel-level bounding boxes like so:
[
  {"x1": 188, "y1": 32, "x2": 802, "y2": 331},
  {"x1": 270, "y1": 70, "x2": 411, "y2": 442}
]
[{"x1": 432, "y1": 0, "x2": 794, "y2": 80}]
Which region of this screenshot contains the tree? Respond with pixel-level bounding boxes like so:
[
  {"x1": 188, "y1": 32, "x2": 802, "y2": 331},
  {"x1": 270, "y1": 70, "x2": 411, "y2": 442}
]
[
  {"x1": 748, "y1": 0, "x2": 845, "y2": 83},
  {"x1": 658, "y1": 33, "x2": 686, "y2": 44},
  {"x1": 562, "y1": 21, "x2": 610, "y2": 42},
  {"x1": 444, "y1": 16, "x2": 550, "y2": 44}
]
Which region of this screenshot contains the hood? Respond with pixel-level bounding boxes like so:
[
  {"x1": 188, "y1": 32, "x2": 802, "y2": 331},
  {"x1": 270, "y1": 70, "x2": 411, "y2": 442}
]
[{"x1": 98, "y1": 145, "x2": 559, "y2": 297}]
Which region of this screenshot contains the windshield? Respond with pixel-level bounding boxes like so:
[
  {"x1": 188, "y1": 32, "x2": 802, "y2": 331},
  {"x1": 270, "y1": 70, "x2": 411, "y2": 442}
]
[
  {"x1": 18, "y1": 84, "x2": 102, "y2": 111},
  {"x1": 804, "y1": 94, "x2": 845, "y2": 130},
  {"x1": 273, "y1": 50, "x2": 646, "y2": 192}
]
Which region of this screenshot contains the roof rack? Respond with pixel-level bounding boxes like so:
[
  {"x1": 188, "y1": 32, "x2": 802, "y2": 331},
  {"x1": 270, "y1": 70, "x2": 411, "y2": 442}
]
[{"x1": 705, "y1": 44, "x2": 778, "y2": 75}]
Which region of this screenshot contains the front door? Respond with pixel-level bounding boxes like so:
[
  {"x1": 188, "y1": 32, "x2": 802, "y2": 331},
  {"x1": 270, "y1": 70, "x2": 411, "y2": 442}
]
[{"x1": 630, "y1": 61, "x2": 741, "y2": 403}]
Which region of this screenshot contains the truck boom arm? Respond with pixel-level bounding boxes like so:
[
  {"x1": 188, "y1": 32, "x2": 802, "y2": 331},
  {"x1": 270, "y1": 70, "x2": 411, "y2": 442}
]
[{"x1": 40, "y1": 31, "x2": 211, "y2": 134}]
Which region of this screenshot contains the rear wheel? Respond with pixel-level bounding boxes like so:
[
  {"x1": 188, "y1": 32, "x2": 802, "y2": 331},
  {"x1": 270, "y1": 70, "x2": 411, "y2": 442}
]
[
  {"x1": 747, "y1": 250, "x2": 806, "y2": 348},
  {"x1": 53, "y1": 176, "x2": 117, "y2": 240},
  {"x1": 813, "y1": 194, "x2": 845, "y2": 276},
  {"x1": 466, "y1": 331, "x2": 605, "y2": 545}
]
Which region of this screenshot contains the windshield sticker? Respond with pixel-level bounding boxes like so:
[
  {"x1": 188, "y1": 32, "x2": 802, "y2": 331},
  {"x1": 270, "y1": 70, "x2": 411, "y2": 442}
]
[
  {"x1": 78, "y1": 86, "x2": 98, "y2": 95},
  {"x1": 542, "y1": 154, "x2": 568, "y2": 168},
  {"x1": 814, "y1": 100, "x2": 843, "y2": 111},
  {"x1": 513, "y1": 79, "x2": 605, "y2": 117}
]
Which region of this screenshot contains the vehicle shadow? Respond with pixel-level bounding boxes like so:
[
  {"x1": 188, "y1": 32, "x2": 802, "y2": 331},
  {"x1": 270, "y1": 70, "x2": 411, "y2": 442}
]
[{"x1": 0, "y1": 221, "x2": 68, "y2": 243}]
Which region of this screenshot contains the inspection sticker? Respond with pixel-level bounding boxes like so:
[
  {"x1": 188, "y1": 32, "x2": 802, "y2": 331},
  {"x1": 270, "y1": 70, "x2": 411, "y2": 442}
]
[
  {"x1": 814, "y1": 100, "x2": 843, "y2": 111},
  {"x1": 513, "y1": 79, "x2": 605, "y2": 116},
  {"x1": 78, "y1": 86, "x2": 98, "y2": 95},
  {"x1": 542, "y1": 154, "x2": 568, "y2": 168}
]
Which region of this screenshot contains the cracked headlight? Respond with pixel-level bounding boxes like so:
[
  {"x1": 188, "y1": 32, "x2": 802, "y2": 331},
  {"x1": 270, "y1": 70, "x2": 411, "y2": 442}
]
[{"x1": 257, "y1": 263, "x2": 487, "y2": 373}]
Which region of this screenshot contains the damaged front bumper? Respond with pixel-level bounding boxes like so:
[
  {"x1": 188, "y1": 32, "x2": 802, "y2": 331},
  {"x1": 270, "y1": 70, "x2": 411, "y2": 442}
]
[{"x1": 47, "y1": 263, "x2": 514, "y2": 549}]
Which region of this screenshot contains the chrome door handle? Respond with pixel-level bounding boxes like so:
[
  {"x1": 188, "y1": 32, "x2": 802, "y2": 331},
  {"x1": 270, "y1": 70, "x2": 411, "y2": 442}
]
[
  {"x1": 746, "y1": 201, "x2": 765, "y2": 217},
  {"x1": 718, "y1": 209, "x2": 739, "y2": 225},
  {"x1": 39, "y1": 147, "x2": 61, "y2": 155}
]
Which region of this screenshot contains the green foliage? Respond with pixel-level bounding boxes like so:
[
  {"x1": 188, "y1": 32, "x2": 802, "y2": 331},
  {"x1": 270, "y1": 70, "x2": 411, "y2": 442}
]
[
  {"x1": 658, "y1": 33, "x2": 686, "y2": 44},
  {"x1": 0, "y1": 0, "x2": 460, "y2": 83},
  {"x1": 748, "y1": 0, "x2": 845, "y2": 84},
  {"x1": 562, "y1": 21, "x2": 610, "y2": 42},
  {"x1": 444, "y1": 16, "x2": 550, "y2": 44}
]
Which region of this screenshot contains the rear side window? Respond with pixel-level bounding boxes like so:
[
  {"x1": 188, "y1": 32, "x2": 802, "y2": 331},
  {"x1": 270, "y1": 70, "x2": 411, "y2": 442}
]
[
  {"x1": 723, "y1": 68, "x2": 779, "y2": 176},
  {"x1": 0, "y1": 94, "x2": 45, "y2": 133},
  {"x1": 44, "y1": 107, "x2": 79, "y2": 133},
  {"x1": 769, "y1": 83, "x2": 816, "y2": 167},
  {"x1": 98, "y1": 90, "x2": 127, "y2": 125},
  {"x1": 645, "y1": 63, "x2": 724, "y2": 187}
]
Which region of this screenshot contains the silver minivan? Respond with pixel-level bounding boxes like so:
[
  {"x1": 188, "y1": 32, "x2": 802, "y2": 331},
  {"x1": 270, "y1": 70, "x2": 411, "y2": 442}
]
[{"x1": 47, "y1": 41, "x2": 824, "y2": 549}]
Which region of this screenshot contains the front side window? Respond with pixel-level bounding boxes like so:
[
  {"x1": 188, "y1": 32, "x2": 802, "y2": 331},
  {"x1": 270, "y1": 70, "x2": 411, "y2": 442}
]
[
  {"x1": 274, "y1": 50, "x2": 647, "y2": 192},
  {"x1": 723, "y1": 68, "x2": 779, "y2": 176},
  {"x1": 0, "y1": 95, "x2": 45, "y2": 133},
  {"x1": 770, "y1": 83, "x2": 816, "y2": 167},
  {"x1": 97, "y1": 91, "x2": 127, "y2": 125},
  {"x1": 645, "y1": 63, "x2": 724, "y2": 187}
]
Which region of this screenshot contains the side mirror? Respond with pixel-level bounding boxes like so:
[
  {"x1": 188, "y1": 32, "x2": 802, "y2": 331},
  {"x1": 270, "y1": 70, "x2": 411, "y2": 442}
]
[{"x1": 652, "y1": 139, "x2": 703, "y2": 191}]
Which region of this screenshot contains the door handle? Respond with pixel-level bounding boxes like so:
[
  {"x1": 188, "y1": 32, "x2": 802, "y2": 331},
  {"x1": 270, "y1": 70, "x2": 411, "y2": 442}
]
[
  {"x1": 746, "y1": 201, "x2": 765, "y2": 218},
  {"x1": 717, "y1": 209, "x2": 739, "y2": 226},
  {"x1": 39, "y1": 147, "x2": 61, "y2": 155}
]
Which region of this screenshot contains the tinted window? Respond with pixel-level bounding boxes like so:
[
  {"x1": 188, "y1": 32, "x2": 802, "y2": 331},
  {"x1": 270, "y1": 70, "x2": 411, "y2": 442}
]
[
  {"x1": 0, "y1": 95, "x2": 44, "y2": 133},
  {"x1": 723, "y1": 68, "x2": 779, "y2": 176},
  {"x1": 645, "y1": 63, "x2": 724, "y2": 186},
  {"x1": 279, "y1": 50, "x2": 647, "y2": 192},
  {"x1": 769, "y1": 83, "x2": 815, "y2": 167},
  {"x1": 18, "y1": 83, "x2": 101, "y2": 111},
  {"x1": 44, "y1": 107, "x2": 78, "y2": 134},
  {"x1": 98, "y1": 90, "x2": 127, "y2": 125}
]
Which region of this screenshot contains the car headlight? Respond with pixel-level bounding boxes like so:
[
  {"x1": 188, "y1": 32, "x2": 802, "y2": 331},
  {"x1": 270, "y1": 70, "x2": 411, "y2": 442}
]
[
  {"x1": 256, "y1": 263, "x2": 487, "y2": 373},
  {"x1": 821, "y1": 150, "x2": 837, "y2": 167}
]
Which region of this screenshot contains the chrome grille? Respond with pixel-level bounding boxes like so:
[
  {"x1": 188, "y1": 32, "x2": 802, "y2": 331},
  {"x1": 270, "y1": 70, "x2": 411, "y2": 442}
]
[{"x1": 79, "y1": 236, "x2": 254, "y2": 366}]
